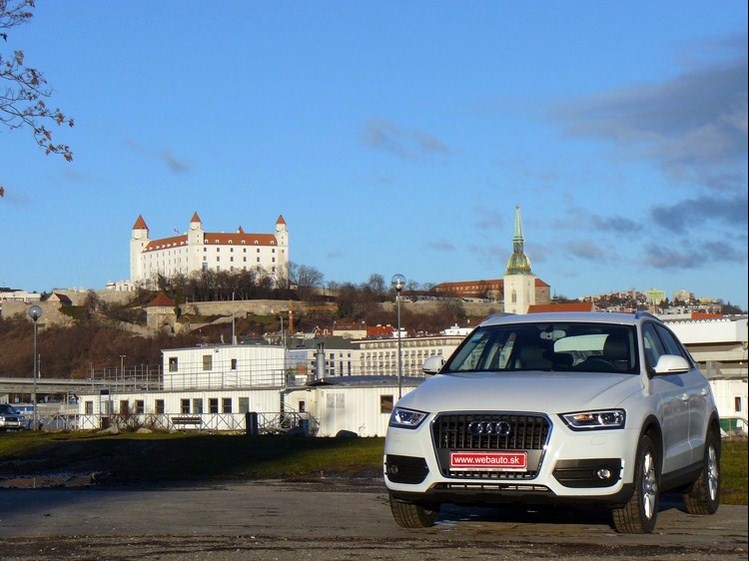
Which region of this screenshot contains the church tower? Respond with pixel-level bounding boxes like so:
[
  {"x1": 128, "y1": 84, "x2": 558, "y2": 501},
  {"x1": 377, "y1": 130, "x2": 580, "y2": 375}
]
[
  {"x1": 503, "y1": 205, "x2": 537, "y2": 314},
  {"x1": 130, "y1": 215, "x2": 150, "y2": 283}
]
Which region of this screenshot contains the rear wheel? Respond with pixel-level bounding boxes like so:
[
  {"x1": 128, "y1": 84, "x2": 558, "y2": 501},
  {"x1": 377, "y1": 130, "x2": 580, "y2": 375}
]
[
  {"x1": 683, "y1": 429, "x2": 721, "y2": 515},
  {"x1": 389, "y1": 495, "x2": 439, "y2": 528},
  {"x1": 612, "y1": 434, "x2": 659, "y2": 534}
]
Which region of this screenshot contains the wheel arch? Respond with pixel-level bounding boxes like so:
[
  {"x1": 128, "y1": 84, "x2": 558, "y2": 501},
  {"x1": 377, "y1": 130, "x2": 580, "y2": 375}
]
[{"x1": 639, "y1": 415, "x2": 663, "y2": 471}]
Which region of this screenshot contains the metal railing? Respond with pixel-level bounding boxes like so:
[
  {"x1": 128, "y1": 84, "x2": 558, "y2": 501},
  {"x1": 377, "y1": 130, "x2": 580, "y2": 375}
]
[{"x1": 33, "y1": 411, "x2": 319, "y2": 435}]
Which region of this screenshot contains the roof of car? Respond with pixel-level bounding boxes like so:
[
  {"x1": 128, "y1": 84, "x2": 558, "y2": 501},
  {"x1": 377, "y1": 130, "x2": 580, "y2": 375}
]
[{"x1": 480, "y1": 311, "x2": 659, "y2": 327}]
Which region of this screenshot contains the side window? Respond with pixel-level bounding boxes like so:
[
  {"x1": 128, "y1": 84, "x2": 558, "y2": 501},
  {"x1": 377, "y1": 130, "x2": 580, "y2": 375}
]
[
  {"x1": 642, "y1": 323, "x2": 666, "y2": 370},
  {"x1": 654, "y1": 325, "x2": 687, "y2": 360}
]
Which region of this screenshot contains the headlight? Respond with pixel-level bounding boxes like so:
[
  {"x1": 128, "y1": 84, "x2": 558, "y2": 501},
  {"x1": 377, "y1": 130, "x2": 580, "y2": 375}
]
[
  {"x1": 560, "y1": 409, "x2": 626, "y2": 431},
  {"x1": 389, "y1": 407, "x2": 429, "y2": 429}
]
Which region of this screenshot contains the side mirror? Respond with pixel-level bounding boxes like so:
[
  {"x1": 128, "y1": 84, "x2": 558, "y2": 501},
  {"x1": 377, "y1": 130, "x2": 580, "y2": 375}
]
[
  {"x1": 653, "y1": 354, "x2": 690, "y2": 375},
  {"x1": 422, "y1": 355, "x2": 445, "y2": 375}
]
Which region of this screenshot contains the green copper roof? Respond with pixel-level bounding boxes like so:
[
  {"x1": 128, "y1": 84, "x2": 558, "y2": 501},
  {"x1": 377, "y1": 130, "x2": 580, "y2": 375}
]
[{"x1": 505, "y1": 205, "x2": 533, "y2": 275}]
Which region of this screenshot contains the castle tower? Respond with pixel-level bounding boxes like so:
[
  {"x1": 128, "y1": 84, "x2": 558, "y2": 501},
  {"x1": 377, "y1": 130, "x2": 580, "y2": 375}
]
[
  {"x1": 503, "y1": 205, "x2": 537, "y2": 314},
  {"x1": 187, "y1": 212, "x2": 205, "y2": 273},
  {"x1": 275, "y1": 215, "x2": 289, "y2": 281},
  {"x1": 130, "y1": 215, "x2": 150, "y2": 283}
]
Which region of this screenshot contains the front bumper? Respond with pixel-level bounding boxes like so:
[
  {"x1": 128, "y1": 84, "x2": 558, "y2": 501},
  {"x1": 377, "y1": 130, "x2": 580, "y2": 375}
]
[{"x1": 384, "y1": 413, "x2": 639, "y2": 506}]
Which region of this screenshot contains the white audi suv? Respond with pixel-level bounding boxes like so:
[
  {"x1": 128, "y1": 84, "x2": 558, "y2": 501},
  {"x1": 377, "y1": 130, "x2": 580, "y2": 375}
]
[{"x1": 383, "y1": 312, "x2": 721, "y2": 533}]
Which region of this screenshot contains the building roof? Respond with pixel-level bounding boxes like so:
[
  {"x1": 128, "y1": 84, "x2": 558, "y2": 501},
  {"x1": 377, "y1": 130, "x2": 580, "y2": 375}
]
[
  {"x1": 147, "y1": 293, "x2": 176, "y2": 307},
  {"x1": 276, "y1": 215, "x2": 286, "y2": 225},
  {"x1": 142, "y1": 231, "x2": 278, "y2": 252},
  {"x1": 505, "y1": 205, "x2": 533, "y2": 276},
  {"x1": 132, "y1": 215, "x2": 149, "y2": 230}
]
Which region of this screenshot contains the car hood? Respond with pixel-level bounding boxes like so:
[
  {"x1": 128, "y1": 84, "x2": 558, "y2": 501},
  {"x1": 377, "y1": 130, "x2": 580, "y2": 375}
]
[{"x1": 399, "y1": 371, "x2": 643, "y2": 414}]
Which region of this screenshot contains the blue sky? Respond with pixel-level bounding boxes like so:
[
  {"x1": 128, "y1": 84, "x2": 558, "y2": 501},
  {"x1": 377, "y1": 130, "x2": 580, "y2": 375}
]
[{"x1": 1, "y1": 1, "x2": 747, "y2": 308}]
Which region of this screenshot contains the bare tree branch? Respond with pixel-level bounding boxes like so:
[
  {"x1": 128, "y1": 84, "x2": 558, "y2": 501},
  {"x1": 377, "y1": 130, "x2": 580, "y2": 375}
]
[{"x1": 1, "y1": 0, "x2": 74, "y2": 165}]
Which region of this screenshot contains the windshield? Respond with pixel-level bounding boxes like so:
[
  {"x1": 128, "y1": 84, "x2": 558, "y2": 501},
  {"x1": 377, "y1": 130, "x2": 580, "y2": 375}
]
[
  {"x1": 443, "y1": 322, "x2": 639, "y2": 375},
  {"x1": 0, "y1": 404, "x2": 18, "y2": 414}
]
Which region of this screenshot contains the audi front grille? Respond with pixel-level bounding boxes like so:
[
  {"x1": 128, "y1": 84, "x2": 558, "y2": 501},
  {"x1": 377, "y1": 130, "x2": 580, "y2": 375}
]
[{"x1": 432, "y1": 413, "x2": 551, "y2": 480}]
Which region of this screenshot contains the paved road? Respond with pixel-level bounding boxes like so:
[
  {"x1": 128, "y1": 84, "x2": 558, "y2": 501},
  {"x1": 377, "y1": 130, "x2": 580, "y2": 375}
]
[{"x1": 0, "y1": 479, "x2": 746, "y2": 560}]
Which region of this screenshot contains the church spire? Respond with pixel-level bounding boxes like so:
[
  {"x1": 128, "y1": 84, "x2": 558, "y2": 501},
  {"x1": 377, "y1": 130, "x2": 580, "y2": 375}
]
[{"x1": 505, "y1": 205, "x2": 533, "y2": 275}]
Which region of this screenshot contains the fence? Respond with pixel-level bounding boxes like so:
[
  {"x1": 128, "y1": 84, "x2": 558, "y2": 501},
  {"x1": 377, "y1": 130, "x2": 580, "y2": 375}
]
[{"x1": 35, "y1": 411, "x2": 318, "y2": 435}]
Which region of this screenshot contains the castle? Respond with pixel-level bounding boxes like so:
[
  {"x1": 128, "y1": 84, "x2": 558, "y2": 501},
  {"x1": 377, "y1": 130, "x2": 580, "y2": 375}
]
[{"x1": 129, "y1": 212, "x2": 289, "y2": 287}]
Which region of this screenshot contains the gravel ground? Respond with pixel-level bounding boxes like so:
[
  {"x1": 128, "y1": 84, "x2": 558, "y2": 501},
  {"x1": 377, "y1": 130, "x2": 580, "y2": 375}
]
[{"x1": 0, "y1": 479, "x2": 746, "y2": 561}]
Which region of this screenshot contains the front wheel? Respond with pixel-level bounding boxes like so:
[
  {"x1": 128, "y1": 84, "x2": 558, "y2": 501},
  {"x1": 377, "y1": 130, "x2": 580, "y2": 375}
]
[
  {"x1": 612, "y1": 434, "x2": 660, "y2": 534},
  {"x1": 389, "y1": 495, "x2": 439, "y2": 528},
  {"x1": 683, "y1": 429, "x2": 721, "y2": 515}
]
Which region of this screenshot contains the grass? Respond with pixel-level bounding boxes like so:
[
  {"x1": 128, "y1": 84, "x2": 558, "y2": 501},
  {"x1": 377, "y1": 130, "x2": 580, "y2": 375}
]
[
  {"x1": 1, "y1": 432, "x2": 746, "y2": 505},
  {"x1": 0, "y1": 431, "x2": 385, "y2": 484},
  {"x1": 720, "y1": 437, "x2": 748, "y2": 505}
]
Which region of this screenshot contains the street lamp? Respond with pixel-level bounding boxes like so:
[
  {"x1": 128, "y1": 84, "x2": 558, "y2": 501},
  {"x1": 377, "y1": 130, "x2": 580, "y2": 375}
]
[
  {"x1": 27, "y1": 305, "x2": 43, "y2": 430},
  {"x1": 391, "y1": 274, "x2": 406, "y2": 398},
  {"x1": 119, "y1": 355, "x2": 126, "y2": 387}
]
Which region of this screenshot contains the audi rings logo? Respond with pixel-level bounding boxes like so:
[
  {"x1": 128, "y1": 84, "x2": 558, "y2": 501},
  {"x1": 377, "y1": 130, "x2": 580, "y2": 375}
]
[{"x1": 467, "y1": 420, "x2": 512, "y2": 436}]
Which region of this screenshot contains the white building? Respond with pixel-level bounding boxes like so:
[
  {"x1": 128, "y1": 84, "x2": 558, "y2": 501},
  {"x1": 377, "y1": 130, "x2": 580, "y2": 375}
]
[
  {"x1": 72, "y1": 317, "x2": 747, "y2": 437},
  {"x1": 130, "y1": 212, "x2": 289, "y2": 287},
  {"x1": 664, "y1": 316, "x2": 748, "y2": 433}
]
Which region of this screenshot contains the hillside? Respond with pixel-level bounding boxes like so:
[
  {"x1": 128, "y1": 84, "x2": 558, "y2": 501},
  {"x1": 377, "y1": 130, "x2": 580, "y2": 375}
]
[{"x1": 0, "y1": 294, "x2": 482, "y2": 379}]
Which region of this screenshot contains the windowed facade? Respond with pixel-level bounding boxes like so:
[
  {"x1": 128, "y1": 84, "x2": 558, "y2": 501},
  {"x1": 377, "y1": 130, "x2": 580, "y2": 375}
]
[
  {"x1": 155, "y1": 400, "x2": 165, "y2": 414},
  {"x1": 181, "y1": 399, "x2": 190, "y2": 414},
  {"x1": 209, "y1": 398, "x2": 219, "y2": 414},
  {"x1": 222, "y1": 398, "x2": 232, "y2": 413}
]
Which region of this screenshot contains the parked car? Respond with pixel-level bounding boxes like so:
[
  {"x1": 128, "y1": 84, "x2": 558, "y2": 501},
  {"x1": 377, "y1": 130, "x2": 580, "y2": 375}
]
[
  {"x1": 384, "y1": 312, "x2": 721, "y2": 533},
  {"x1": 0, "y1": 403, "x2": 26, "y2": 431}
]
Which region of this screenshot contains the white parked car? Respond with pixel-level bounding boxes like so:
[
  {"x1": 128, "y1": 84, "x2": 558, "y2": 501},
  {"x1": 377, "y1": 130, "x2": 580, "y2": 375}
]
[
  {"x1": 0, "y1": 403, "x2": 26, "y2": 431},
  {"x1": 384, "y1": 312, "x2": 721, "y2": 533}
]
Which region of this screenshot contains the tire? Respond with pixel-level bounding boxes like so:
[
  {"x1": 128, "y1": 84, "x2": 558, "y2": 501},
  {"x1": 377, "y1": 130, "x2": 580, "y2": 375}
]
[
  {"x1": 612, "y1": 434, "x2": 659, "y2": 534},
  {"x1": 683, "y1": 429, "x2": 721, "y2": 515},
  {"x1": 389, "y1": 495, "x2": 439, "y2": 528}
]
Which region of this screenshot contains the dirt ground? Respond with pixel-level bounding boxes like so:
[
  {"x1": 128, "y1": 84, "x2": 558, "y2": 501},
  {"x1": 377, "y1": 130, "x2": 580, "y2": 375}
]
[{"x1": 0, "y1": 479, "x2": 746, "y2": 561}]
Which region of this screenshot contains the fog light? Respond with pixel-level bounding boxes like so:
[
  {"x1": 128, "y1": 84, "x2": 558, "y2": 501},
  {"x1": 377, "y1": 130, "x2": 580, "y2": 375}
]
[
  {"x1": 389, "y1": 465, "x2": 399, "y2": 475},
  {"x1": 596, "y1": 468, "x2": 612, "y2": 480}
]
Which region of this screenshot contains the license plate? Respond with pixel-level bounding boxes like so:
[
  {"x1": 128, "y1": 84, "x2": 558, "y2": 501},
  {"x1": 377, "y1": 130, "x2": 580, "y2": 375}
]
[{"x1": 450, "y1": 451, "x2": 528, "y2": 471}]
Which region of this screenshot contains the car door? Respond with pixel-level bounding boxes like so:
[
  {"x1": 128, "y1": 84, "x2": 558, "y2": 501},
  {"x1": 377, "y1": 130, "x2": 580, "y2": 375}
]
[
  {"x1": 642, "y1": 322, "x2": 691, "y2": 473},
  {"x1": 655, "y1": 324, "x2": 711, "y2": 465}
]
